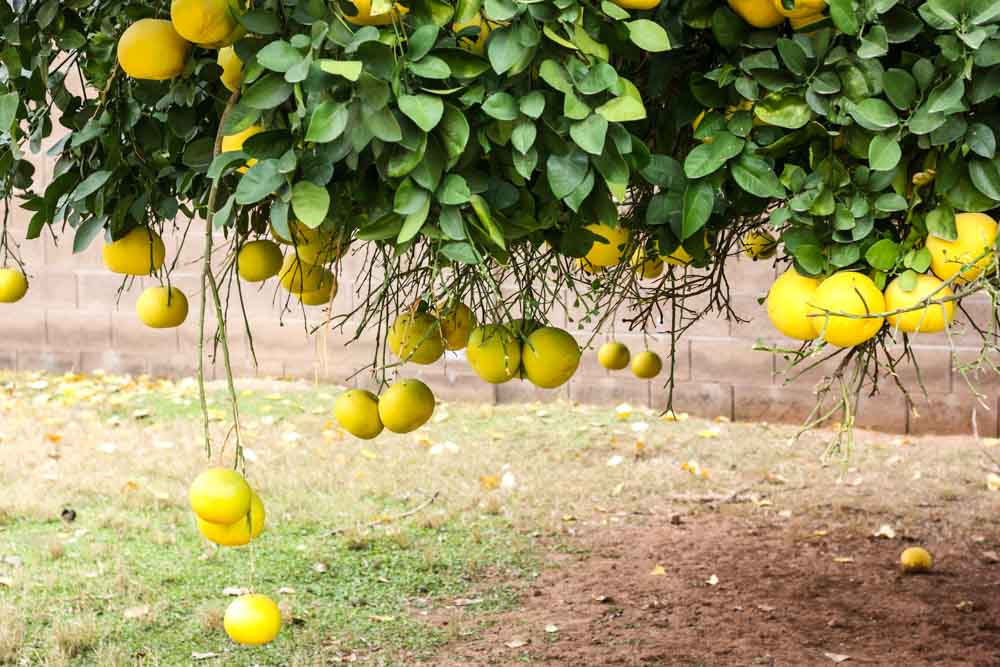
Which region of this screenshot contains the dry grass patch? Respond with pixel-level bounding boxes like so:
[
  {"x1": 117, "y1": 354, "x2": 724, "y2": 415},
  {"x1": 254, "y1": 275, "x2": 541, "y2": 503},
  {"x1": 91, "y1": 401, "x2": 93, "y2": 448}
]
[{"x1": 0, "y1": 603, "x2": 25, "y2": 664}]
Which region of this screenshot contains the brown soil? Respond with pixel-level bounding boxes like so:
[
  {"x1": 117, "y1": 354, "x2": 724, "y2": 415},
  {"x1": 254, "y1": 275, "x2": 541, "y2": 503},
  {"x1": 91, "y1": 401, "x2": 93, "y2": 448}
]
[{"x1": 428, "y1": 513, "x2": 1000, "y2": 667}]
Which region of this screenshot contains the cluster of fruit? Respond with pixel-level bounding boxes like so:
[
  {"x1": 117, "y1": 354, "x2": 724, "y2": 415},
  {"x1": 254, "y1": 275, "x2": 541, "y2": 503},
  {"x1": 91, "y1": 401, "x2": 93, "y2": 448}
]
[
  {"x1": 727, "y1": 0, "x2": 828, "y2": 31},
  {"x1": 188, "y1": 468, "x2": 281, "y2": 646}
]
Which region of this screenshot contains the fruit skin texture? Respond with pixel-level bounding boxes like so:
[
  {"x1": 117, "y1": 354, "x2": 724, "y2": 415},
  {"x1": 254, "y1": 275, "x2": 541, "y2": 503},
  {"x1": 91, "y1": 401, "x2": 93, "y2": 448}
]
[
  {"x1": 387, "y1": 312, "x2": 445, "y2": 365},
  {"x1": 727, "y1": 0, "x2": 785, "y2": 27},
  {"x1": 631, "y1": 351, "x2": 663, "y2": 379},
  {"x1": 771, "y1": 0, "x2": 825, "y2": 19},
  {"x1": 378, "y1": 379, "x2": 435, "y2": 434},
  {"x1": 809, "y1": 271, "x2": 886, "y2": 347},
  {"x1": 884, "y1": 274, "x2": 955, "y2": 334},
  {"x1": 598, "y1": 342, "x2": 631, "y2": 371},
  {"x1": 171, "y1": 0, "x2": 245, "y2": 48},
  {"x1": 189, "y1": 468, "x2": 252, "y2": 524},
  {"x1": 117, "y1": 19, "x2": 190, "y2": 81},
  {"x1": 297, "y1": 279, "x2": 336, "y2": 306},
  {"x1": 438, "y1": 302, "x2": 476, "y2": 350},
  {"x1": 222, "y1": 125, "x2": 264, "y2": 172},
  {"x1": 467, "y1": 324, "x2": 522, "y2": 384},
  {"x1": 900, "y1": 547, "x2": 933, "y2": 574},
  {"x1": 743, "y1": 231, "x2": 777, "y2": 260},
  {"x1": 279, "y1": 255, "x2": 332, "y2": 294},
  {"x1": 345, "y1": 0, "x2": 409, "y2": 25},
  {"x1": 294, "y1": 235, "x2": 345, "y2": 266},
  {"x1": 611, "y1": 0, "x2": 661, "y2": 9},
  {"x1": 224, "y1": 594, "x2": 281, "y2": 646},
  {"x1": 237, "y1": 240, "x2": 283, "y2": 282},
  {"x1": 453, "y1": 14, "x2": 491, "y2": 55},
  {"x1": 0, "y1": 269, "x2": 28, "y2": 303},
  {"x1": 926, "y1": 212, "x2": 998, "y2": 284},
  {"x1": 197, "y1": 491, "x2": 265, "y2": 547},
  {"x1": 218, "y1": 46, "x2": 243, "y2": 92},
  {"x1": 136, "y1": 287, "x2": 189, "y2": 329},
  {"x1": 767, "y1": 268, "x2": 821, "y2": 341},
  {"x1": 103, "y1": 227, "x2": 166, "y2": 276},
  {"x1": 584, "y1": 224, "x2": 630, "y2": 268},
  {"x1": 632, "y1": 248, "x2": 664, "y2": 279},
  {"x1": 522, "y1": 327, "x2": 581, "y2": 389},
  {"x1": 334, "y1": 389, "x2": 384, "y2": 440}
]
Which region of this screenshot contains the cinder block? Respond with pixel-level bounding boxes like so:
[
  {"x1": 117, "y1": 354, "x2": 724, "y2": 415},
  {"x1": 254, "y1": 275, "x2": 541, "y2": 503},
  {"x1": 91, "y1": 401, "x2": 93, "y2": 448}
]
[
  {"x1": 568, "y1": 375, "x2": 650, "y2": 407},
  {"x1": 907, "y1": 390, "x2": 995, "y2": 437},
  {"x1": 46, "y1": 308, "x2": 111, "y2": 348},
  {"x1": 80, "y1": 350, "x2": 148, "y2": 376},
  {"x1": 16, "y1": 349, "x2": 79, "y2": 373},
  {"x1": 112, "y1": 312, "x2": 180, "y2": 353},
  {"x1": 658, "y1": 381, "x2": 733, "y2": 420},
  {"x1": 3, "y1": 309, "x2": 45, "y2": 349},
  {"x1": 733, "y1": 384, "x2": 817, "y2": 425},
  {"x1": 690, "y1": 336, "x2": 773, "y2": 385}
]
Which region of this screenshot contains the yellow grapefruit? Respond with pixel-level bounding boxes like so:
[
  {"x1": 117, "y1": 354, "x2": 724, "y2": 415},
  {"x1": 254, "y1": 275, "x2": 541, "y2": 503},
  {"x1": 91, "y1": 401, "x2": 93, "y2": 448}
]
[
  {"x1": 771, "y1": 0, "x2": 825, "y2": 19},
  {"x1": 521, "y1": 327, "x2": 581, "y2": 389},
  {"x1": 222, "y1": 125, "x2": 264, "y2": 172},
  {"x1": 103, "y1": 227, "x2": 166, "y2": 276},
  {"x1": 117, "y1": 19, "x2": 190, "y2": 81},
  {"x1": 218, "y1": 46, "x2": 243, "y2": 92},
  {"x1": 237, "y1": 240, "x2": 283, "y2": 282},
  {"x1": 0, "y1": 269, "x2": 28, "y2": 303},
  {"x1": 334, "y1": 389, "x2": 384, "y2": 439},
  {"x1": 766, "y1": 267, "x2": 820, "y2": 341},
  {"x1": 387, "y1": 312, "x2": 445, "y2": 365},
  {"x1": 438, "y1": 302, "x2": 476, "y2": 350},
  {"x1": 900, "y1": 546, "x2": 933, "y2": 574},
  {"x1": 171, "y1": 0, "x2": 245, "y2": 48},
  {"x1": 136, "y1": 287, "x2": 189, "y2": 329},
  {"x1": 224, "y1": 594, "x2": 281, "y2": 646},
  {"x1": 378, "y1": 379, "x2": 435, "y2": 433},
  {"x1": 278, "y1": 254, "x2": 332, "y2": 294},
  {"x1": 345, "y1": 0, "x2": 409, "y2": 25},
  {"x1": 808, "y1": 271, "x2": 886, "y2": 347},
  {"x1": 631, "y1": 350, "x2": 663, "y2": 379},
  {"x1": 467, "y1": 324, "x2": 521, "y2": 384},
  {"x1": 454, "y1": 14, "x2": 491, "y2": 55},
  {"x1": 197, "y1": 491, "x2": 265, "y2": 547},
  {"x1": 743, "y1": 231, "x2": 777, "y2": 260},
  {"x1": 926, "y1": 212, "x2": 998, "y2": 284},
  {"x1": 727, "y1": 0, "x2": 785, "y2": 27},
  {"x1": 297, "y1": 277, "x2": 336, "y2": 306},
  {"x1": 598, "y1": 341, "x2": 630, "y2": 370},
  {"x1": 884, "y1": 274, "x2": 954, "y2": 334},
  {"x1": 189, "y1": 468, "x2": 252, "y2": 524},
  {"x1": 632, "y1": 247, "x2": 664, "y2": 279},
  {"x1": 611, "y1": 0, "x2": 661, "y2": 8},
  {"x1": 583, "y1": 223, "x2": 630, "y2": 268}
]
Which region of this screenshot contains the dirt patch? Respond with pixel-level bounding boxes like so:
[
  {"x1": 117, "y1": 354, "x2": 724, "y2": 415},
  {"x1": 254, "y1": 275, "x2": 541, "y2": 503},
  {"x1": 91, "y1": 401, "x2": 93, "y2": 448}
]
[{"x1": 426, "y1": 513, "x2": 1000, "y2": 666}]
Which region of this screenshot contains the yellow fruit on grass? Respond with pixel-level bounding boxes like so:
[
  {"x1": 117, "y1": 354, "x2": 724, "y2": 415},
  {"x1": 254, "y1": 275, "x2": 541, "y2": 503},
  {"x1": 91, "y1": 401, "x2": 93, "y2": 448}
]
[
  {"x1": 197, "y1": 491, "x2": 265, "y2": 547},
  {"x1": 632, "y1": 247, "x2": 664, "y2": 279},
  {"x1": 631, "y1": 350, "x2": 663, "y2": 379},
  {"x1": 218, "y1": 46, "x2": 243, "y2": 92},
  {"x1": 438, "y1": 302, "x2": 476, "y2": 350},
  {"x1": 237, "y1": 240, "x2": 283, "y2": 282},
  {"x1": 884, "y1": 274, "x2": 955, "y2": 334},
  {"x1": 171, "y1": 0, "x2": 245, "y2": 48},
  {"x1": 0, "y1": 269, "x2": 28, "y2": 303},
  {"x1": 334, "y1": 389, "x2": 384, "y2": 439},
  {"x1": 136, "y1": 287, "x2": 189, "y2": 329},
  {"x1": 297, "y1": 277, "x2": 337, "y2": 306},
  {"x1": 278, "y1": 254, "x2": 332, "y2": 294},
  {"x1": 767, "y1": 268, "x2": 820, "y2": 341},
  {"x1": 926, "y1": 212, "x2": 998, "y2": 284},
  {"x1": 583, "y1": 223, "x2": 630, "y2": 268},
  {"x1": 611, "y1": 0, "x2": 661, "y2": 9},
  {"x1": 224, "y1": 594, "x2": 281, "y2": 646},
  {"x1": 345, "y1": 0, "x2": 409, "y2": 25},
  {"x1": 387, "y1": 312, "x2": 445, "y2": 365},
  {"x1": 467, "y1": 324, "x2": 521, "y2": 384},
  {"x1": 222, "y1": 125, "x2": 264, "y2": 172},
  {"x1": 727, "y1": 0, "x2": 785, "y2": 27},
  {"x1": 103, "y1": 227, "x2": 166, "y2": 276},
  {"x1": 771, "y1": 0, "x2": 825, "y2": 19},
  {"x1": 454, "y1": 14, "x2": 491, "y2": 55},
  {"x1": 900, "y1": 546, "x2": 933, "y2": 574},
  {"x1": 809, "y1": 271, "x2": 886, "y2": 347},
  {"x1": 117, "y1": 19, "x2": 190, "y2": 81},
  {"x1": 189, "y1": 468, "x2": 252, "y2": 524},
  {"x1": 743, "y1": 231, "x2": 778, "y2": 260},
  {"x1": 378, "y1": 379, "x2": 435, "y2": 433},
  {"x1": 598, "y1": 341, "x2": 630, "y2": 370},
  {"x1": 522, "y1": 327, "x2": 581, "y2": 389}
]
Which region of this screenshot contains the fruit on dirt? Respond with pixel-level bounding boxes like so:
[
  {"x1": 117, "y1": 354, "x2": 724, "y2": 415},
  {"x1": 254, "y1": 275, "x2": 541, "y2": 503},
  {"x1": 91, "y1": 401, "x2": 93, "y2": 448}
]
[
  {"x1": 467, "y1": 324, "x2": 522, "y2": 384},
  {"x1": 297, "y1": 279, "x2": 336, "y2": 306},
  {"x1": 136, "y1": 287, "x2": 189, "y2": 329},
  {"x1": 611, "y1": 0, "x2": 661, "y2": 9},
  {"x1": 743, "y1": 231, "x2": 777, "y2": 261},
  {"x1": 279, "y1": 255, "x2": 332, "y2": 294},
  {"x1": 438, "y1": 302, "x2": 476, "y2": 350},
  {"x1": 631, "y1": 350, "x2": 663, "y2": 379},
  {"x1": 171, "y1": 0, "x2": 245, "y2": 48},
  {"x1": 884, "y1": 274, "x2": 955, "y2": 334},
  {"x1": 598, "y1": 341, "x2": 631, "y2": 370},
  {"x1": 900, "y1": 546, "x2": 933, "y2": 574},
  {"x1": 453, "y1": 14, "x2": 490, "y2": 55},
  {"x1": 521, "y1": 327, "x2": 581, "y2": 389},
  {"x1": 222, "y1": 125, "x2": 264, "y2": 172},
  {"x1": 583, "y1": 224, "x2": 630, "y2": 268},
  {"x1": 387, "y1": 312, "x2": 445, "y2": 365},
  {"x1": 237, "y1": 240, "x2": 283, "y2": 282},
  {"x1": 632, "y1": 247, "x2": 664, "y2": 279},
  {"x1": 334, "y1": 389, "x2": 384, "y2": 440},
  {"x1": 218, "y1": 46, "x2": 243, "y2": 92},
  {"x1": 345, "y1": 0, "x2": 409, "y2": 25},
  {"x1": 224, "y1": 594, "x2": 281, "y2": 646},
  {"x1": 103, "y1": 227, "x2": 166, "y2": 276},
  {"x1": 0, "y1": 268, "x2": 28, "y2": 303},
  {"x1": 189, "y1": 468, "x2": 252, "y2": 525},
  {"x1": 378, "y1": 379, "x2": 435, "y2": 434},
  {"x1": 197, "y1": 491, "x2": 265, "y2": 547},
  {"x1": 727, "y1": 0, "x2": 785, "y2": 27},
  {"x1": 766, "y1": 268, "x2": 820, "y2": 341},
  {"x1": 809, "y1": 271, "x2": 886, "y2": 347},
  {"x1": 926, "y1": 212, "x2": 998, "y2": 284},
  {"x1": 117, "y1": 19, "x2": 190, "y2": 81}
]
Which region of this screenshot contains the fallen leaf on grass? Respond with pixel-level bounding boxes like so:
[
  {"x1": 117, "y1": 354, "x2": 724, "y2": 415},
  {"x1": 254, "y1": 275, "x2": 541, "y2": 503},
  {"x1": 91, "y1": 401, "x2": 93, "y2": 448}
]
[
  {"x1": 369, "y1": 615, "x2": 395, "y2": 622},
  {"x1": 480, "y1": 475, "x2": 501, "y2": 491},
  {"x1": 696, "y1": 428, "x2": 721, "y2": 439},
  {"x1": 873, "y1": 524, "x2": 897, "y2": 539},
  {"x1": 607, "y1": 455, "x2": 624, "y2": 467},
  {"x1": 454, "y1": 598, "x2": 483, "y2": 607},
  {"x1": 833, "y1": 557, "x2": 855, "y2": 564},
  {"x1": 122, "y1": 481, "x2": 139, "y2": 494},
  {"x1": 681, "y1": 460, "x2": 710, "y2": 479},
  {"x1": 544, "y1": 624, "x2": 559, "y2": 633},
  {"x1": 123, "y1": 605, "x2": 150, "y2": 620},
  {"x1": 359, "y1": 449, "x2": 378, "y2": 460},
  {"x1": 650, "y1": 564, "x2": 666, "y2": 576},
  {"x1": 223, "y1": 586, "x2": 249, "y2": 596},
  {"x1": 981, "y1": 551, "x2": 999, "y2": 564},
  {"x1": 824, "y1": 652, "x2": 850, "y2": 663},
  {"x1": 0, "y1": 576, "x2": 13, "y2": 587},
  {"x1": 706, "y1": 574, "x2": 719, "y2": 586},
  {"x1": 44, "y1": 433, "x2": 62, "y2": 443},
  {"x1": 191, "y1": 652, "x2": 219, "y2": 661},
  {"x1": 661, "y1": 411, "x2": 688, "y2": 422},
  {"x1": 313, "y1": 562, "x2": 328, "y2": 574},
  {"x1": 615, "y1": 403, "x2": 632, "y2": 419},
  {"x1": 987, "y1": 473, "x2": 1000, "y2": 492},
  {"x1": 500, "y1": 471, "x2": 517, "y2": 490},
  {"x1": 505, "y1": 638, "x2": 530, "y2": 649},
  {"x1": 278, "y1": 587, "x2": 296, "y2": 594}
]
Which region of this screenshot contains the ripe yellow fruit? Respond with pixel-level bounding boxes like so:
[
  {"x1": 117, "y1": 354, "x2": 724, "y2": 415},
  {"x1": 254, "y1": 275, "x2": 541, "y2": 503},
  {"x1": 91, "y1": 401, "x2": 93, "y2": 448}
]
[
  {"x1": 926, "y1": 212, "x2": 998, "y2": 284},
  {"x1": 387, "y1": 312, "x2": 445, "y2": 365},
  {"x1": 224, "y1": 594, "x2": 281, "y2": 646},
  {"x1": 467, "y1": 324, "x2": 521, "y2": 384},
  {"x1": 117, "y1": 19, "x2": 191, "y2": 81},
  {"x1": 743, "y1": 231, "x2": 778, "y2": 260},
  {"x1": 598, "y1": 341, "x2": 630, "y2": 370},
  {"x1": 294, "y1": 235, "x2": 345, "y2": 266},
  {"x1": 136, "y1": 287, "x2": 189, "y2": 329},
  {"x1": 789, "y1": 12, "x2": 825, "y2": 29},
  {"x1": 0, "y1": 268, "x2": 28, "y2": 303},
  {"x1": 345, "y1": 0, "x2": 409, "y2": 25},
  {"x1": 771, "y1": 0, "x2": 825, "y2": 19},
  {"x1": 189, "y1": 468, "x2": 252, "y2": 525},
  {"x1": 222, "y1": 125, "x2": 264, "y2": 172},
  {"x1": 900, "y1": 546, "x2": 933, "y2": 574},
  {"x1": 271, "y1": 220, "x2": 319, "y2": 246},
  {"x1": 577, "y1": 258, "x2": 605, "y2": 274},
  {"x1": 171, "y1": 0, "x2": 245, "y2": 48},
  {"x1": 884, "y1": 274, "x2": 955, "y2": 334},
  {"x1": 521, "y1": 327, "x2": 581, "y2": 389},
  {"x1": 583, "y1": 223, "x2": 630, "y2": 268},
  {"x1": 279, "y1": 254, "x2": 332, "y2": 294},
  {"x1": 438, "y1": 302, "x2": 476, "y2": 350},
  {"x1": 611, "y1": 0, "x2": 661, "y2": 9},
  {"x1": 218, "y1": 46, "x2": 243, "y2": 92},
  {"x1": 378, "y1": 379, "x2": 435, "y2": 433},
  {"x1": 767, "y1": 268, "x2": 821, "y2": 341},
  {"x1": 809, "y1": 271, "x2": 886, "y2": 347},
  {"x1": 103, "y1": 227, "x2": 166, "y2": 276},
  {"x1": 237, "y1": 240, "x2": 283, "y2": 282},
  {"x1": 197, "y1": 491, "x2": 265, "y2": 547},
  {"x1": 334, "y1": 389, "x2": 384, "y2": 439},
  {"x1": 727, "y1": 0, "x2": 785, "y2": 27},
  {"x1": 454, "y1": 14, "x2": 491, "y2": 55},
  {"x1": 632, "y1": 248, "x2": 664, "y2": 279},
  {"x1": 631, "y1": 350, "x2": 663, "y2": 379},
  {"x1": 297, "y1": 279, "x2": 336, "y2": 306}
]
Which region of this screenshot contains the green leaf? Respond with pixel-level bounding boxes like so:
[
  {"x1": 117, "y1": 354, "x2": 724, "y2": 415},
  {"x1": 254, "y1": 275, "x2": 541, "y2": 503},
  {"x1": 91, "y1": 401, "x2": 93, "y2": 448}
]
[
  {"x1": 291, "y1": 181, "x2": 330, "y2": 228},
  {"x1": 683, "y1": 132, "x2": 745, "y2": 179},
  {"x1": 927, "y1": 76, "x2": 965, "y2": 114},
  {"x1": 318, "y1": 60, "x2": 363, "y2": 81},
  {"x1": 409, "y1": 56, "x2": 451, "y2": 79},
  {"x1": 394, "y1": 179, "x2": 431, "y2": 216},
  {"x1": 182, "y1": 137, "x2": 215, "y2": 171},
  {"x1": 626, "y1": 20, "x2": 671, "y2": 52},
  {"x1": 868, "y1": 135, "x2": 902, "y2": 171},
  {"x1": 682, "y1": 181, "x2": 714, "y2": 240},
  {"x1": 236, "y1": 161, "x2": 283, "y2": 205},
  {"x1": 0, "y1": 92, "x2": 18, "y2": 133},
  {"x1": 641, "y1": 155, "x2": 685, "y2": 190},
  {"x1": 408, "y1": 25, "x2": 439, "y2": 61},
  {"x1": 439, "y1": 206, "x2": 466, "y2": 240},
  {"x1": 539, "y1": 60, "x2": 573, "y2": 94},
  {"x1": 883, "y1": 68, "x2": 917, "y2": 110},
  {"x1": 754, "y1": 94, "x2": 812, "y2": 129},
  {"x1": 595, "y1": 95, "x2": 645, "y2": 122},
  {"x1": 469, "y1": 194, "x2": 506, "y2": 248},
  {"x1": 865, "y1": 238, "x2": 900, "y2": 270},
  {"x1": 436, "y1": 50, "x2": 491, "y2": 79},
  {"x1": 365, "y1": 107, "x2": 403, "y2": 142},
  {"x1": 213, "y1": 194, "x2": 235, "y2": 229},
  {"x1": 357, "y1": 214, "x2": 403, "y2": 241},
  {"x1": 602, "y1": 0, "x2": 630, "y2": 19},
  {"x1": 547, "y1": 150, "x2": 590, "y2": 199},
  {"x1": 72, "y1": 171, "x2": 112, "y2": 201},
  {"x1": 925, "y1": 204, "x2": 957, "y2": 240},
  {"x1": 857, "y1": 25, "x2": 888, "y2": 58},
  {"x1": 519, "y1": 92, "x2": 546, "y2": 119},
  {"x1": 208, "y1": 152, "x2": 250, "y2": 179},
  {"x1": 223, "y1": 103, "x2": 260, "y2": 135},
  {"x1": 511, "y1": 118, "x2": 536, "y2": 154},
  {"x1": 875, "y1": 193, "x2": 908, "y2": 212},
  {"x1": 72, "y1": 216, "x2": 105, "y2": 254},
  {"x1": 398, "y1": 198, "x2": 431, "y2": 243},
  {"x1": 969, "y1": 158, "x2": 1000, "y2": 200},
  {"x1": 439, "y1": 104, "x2": 470, "y2": 168},
  {"x1": 440, "y1": 241, "x2": 481, "y2": 264},
  {"x1": 305, "y1": 102, "x2": 349, "y2": 143},
  {"x1": 257, "y1": 41, "x2": 303, "y2": 73},
  {"x1": 830, "y1": 243, "x2": 861, "y2": 268},
  {"x1": 482, "y1": 92, "x2": 518, "y2": 120},
  {"x1": 398, "y1": 94, "x2": 444, "y2": 132},
  {"x1": 238, "y1": 9, "x2": 281, "y2": 34},
  {"x1": 967, "y1": 123, "x2": 997, "y2": 159},
  {"x1": 829, "y1": 0, "x2": 861, "y2": 34},
  {"x1": 487, "y1": 27, "x2": 521, "y2": 75},
  {"x1": 793, "y1": 244, "x2": 826, "y2": 275},
  {"x1": 848, "y1": 98, "x2": 899, "y2": 130},
  {"x1": 437, "y1": 174, "x2": 472, "y2": 205},
  {"x1": 242, "y1": 74, "x2": 293, "y2": 110},
  {"x1": 569, "y1": 114, "x2": 609, "y2": 156},
  {"x1": 731, "y1": 154, "x2": 785, "y2": 198}
]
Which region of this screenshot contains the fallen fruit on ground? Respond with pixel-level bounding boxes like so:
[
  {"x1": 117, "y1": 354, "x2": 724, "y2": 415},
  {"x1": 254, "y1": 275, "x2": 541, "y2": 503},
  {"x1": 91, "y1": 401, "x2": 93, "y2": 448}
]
[
  {"x1": 0, "y1": 268, "x2": 28, "y2": 303},
  {"x1": 102, "y1": 227, "x2": 166, "y2": 276},
  {"x1": 224, "y1": 594, "x2": 282, "y2": 646},
  {"x1": 809, "y1": 271, "x2": 886, "y2": 347},
  {"x1": 631, "y1": 350, "x2": 663, "y2": 379},
  {"x1": 197, "y1": 491, "x2": 265, "y2": 547},
  {"x1": 900, "y1": 546, "x2": 933, "y2": 574},
  {"x1": 521, "y1": 327, "x2": 581, "y2": 389},
  {"x1": 598, "y1": 341, "x2": 631, "y2": 371},
  {"x1": 767, "y1": 268, "x2": 821, "y2": 341},
  {"x1": 117, "y1": 19, "x2": 190, "y2": 81},
  {"x1": 378, "y1": 379, "x2": 435, "y2": 433},
  {"x1": 884, "y1": 274, "x2": 955, "y2": 334},
  {"x1": 334, "y1": 389, "x2": 384, "y2": 440},
  {"x1": 136, "y1": 287, "x2": 189, "y2": 329},
  {"x1": 189, "y1": 468, "x2": 252, "y2": 525},
  {"x1": 387, "y1": 312, "x2": 445, "y2": 365},
  {"x1": 467, "y1": 324, "x2": 522, "y2": 384},
  {"x1": 926, "y1": 212, "x2": 998, "y2": 284},
  {"x1": 237, "y1": 240, "x2": 283, "y2": 283}
]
